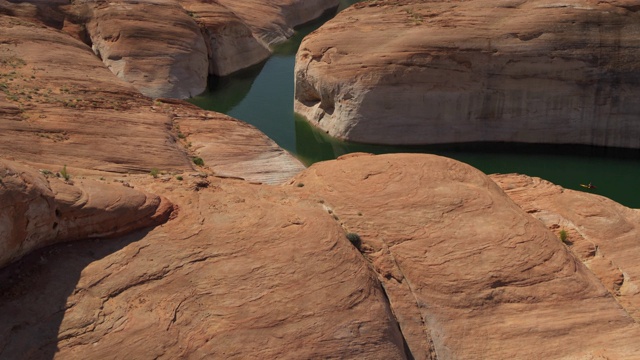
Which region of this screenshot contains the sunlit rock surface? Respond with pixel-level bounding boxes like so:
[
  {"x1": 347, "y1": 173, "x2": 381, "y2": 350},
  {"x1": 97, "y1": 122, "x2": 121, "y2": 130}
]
[{"x1": 295, "y1": 0, "x2": 640, "y2": 147}]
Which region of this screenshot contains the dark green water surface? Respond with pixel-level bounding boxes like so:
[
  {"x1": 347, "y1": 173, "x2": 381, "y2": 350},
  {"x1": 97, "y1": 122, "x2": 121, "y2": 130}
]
[{"x1": 189, "y1": 1, "x2": 640, "y2": 208}]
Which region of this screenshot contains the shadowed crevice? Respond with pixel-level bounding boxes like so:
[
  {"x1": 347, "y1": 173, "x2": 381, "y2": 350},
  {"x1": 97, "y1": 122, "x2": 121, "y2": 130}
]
[{"x1": 0, "y1": 228, "x2": 151, "y2": 360}]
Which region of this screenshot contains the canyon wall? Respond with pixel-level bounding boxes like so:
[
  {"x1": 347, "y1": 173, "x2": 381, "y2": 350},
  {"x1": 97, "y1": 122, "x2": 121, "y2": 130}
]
[{"x1": 295, "y1": 0, "x2": 640, "y2": 147}]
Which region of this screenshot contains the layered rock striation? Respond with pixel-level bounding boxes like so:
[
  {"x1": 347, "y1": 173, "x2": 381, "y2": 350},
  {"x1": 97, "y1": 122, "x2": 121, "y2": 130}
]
[
  {"x1": 1, "y1": 0, "x2": 341, "y2": 98},
  {"x1": 0, "y1": 176, "x2": 408, "y2": 359},
  {"x1": 84, "y1": 0, "x2": 209, "y2": 99},
  {"x1": 80, "y1": 0, "x2": 340, "y2": 97},
  {"x1": 3, "y1": 2, "x2": 640, "y2": 359},
  {"x1": 0, "y1": 13, "x2": 303, "y2": 181},
  {"x1": 291, "y1": 153, "x2": 640, "y2": 359},
  {"x1": 492, "y1": 173, "x2": 640, "y2": 323},
  {"x1": 295, "y1": 0, "x2": 640, "y2": 147}
]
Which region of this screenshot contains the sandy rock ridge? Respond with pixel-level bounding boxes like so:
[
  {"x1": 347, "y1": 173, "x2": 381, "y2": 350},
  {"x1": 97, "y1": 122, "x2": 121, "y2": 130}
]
[
  {"x1": 492, "y1": 174, "x2": 640, "y2": 323},
  {"x1": 295, "y1": 0, "x2": 640, "y2": 147}
]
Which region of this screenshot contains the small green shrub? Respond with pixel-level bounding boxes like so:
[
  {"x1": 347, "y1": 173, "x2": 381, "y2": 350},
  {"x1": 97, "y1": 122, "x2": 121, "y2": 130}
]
[
  {"x1": 296, "y1": 182, "x2": 304, "y2": 187},
  {"x1": 559, "y1": 229, "x2": 569, "y2": 244},
  {"x1": 150, "y1": 168, "x2": 160, "y2": 178},
  {"x1": 176, "y1": 175, "x2": 183, "y2": 181},
  {"x1": 178, "y1": 132, "x2": 186, "y2": 139},
  {"x1": 346, "y1": 233, "x2": 362, "y2": 249},
  {"x1": 60, "y1": 165, "x2": 70, "y2": 181},
  {"x1": 192, "y1": 157, "x2": 204, "y2": 166}
]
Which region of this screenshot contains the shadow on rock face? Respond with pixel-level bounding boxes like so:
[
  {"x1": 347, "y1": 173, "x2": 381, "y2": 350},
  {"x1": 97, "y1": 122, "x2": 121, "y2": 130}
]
[{"x1": 0, "y1": 228, "x2": 150, "y2": 360}]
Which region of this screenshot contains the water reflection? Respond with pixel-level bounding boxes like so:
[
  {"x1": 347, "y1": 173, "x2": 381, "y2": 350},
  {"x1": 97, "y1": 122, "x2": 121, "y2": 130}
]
[{"x1": 295, "y1": 114, "x2": 640, "y2": 208}]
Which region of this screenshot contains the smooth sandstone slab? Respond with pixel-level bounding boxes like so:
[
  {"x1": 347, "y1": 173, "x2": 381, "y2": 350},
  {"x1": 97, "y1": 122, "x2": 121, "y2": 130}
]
[
  {"x1": 291, "y1": 153, "x2": 640, "y2": 359},
  {"x1": 295, "y1": 0, "x2": 640, "y2": 147}
]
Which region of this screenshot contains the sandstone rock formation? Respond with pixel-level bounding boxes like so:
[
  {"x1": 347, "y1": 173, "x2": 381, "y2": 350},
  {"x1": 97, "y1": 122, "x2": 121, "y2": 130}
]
[
  {"x1": 0, "y1": 176, "x2": 408, "y2": 359},
  {"x1": 492, "y1": 173, "x2": 640, "y2": 323},
  {"x1": 291, "y1": 153, "x2": 640, "y2": 359},
  {"x1": 217, "y1": 0, "x2": 340, "y2": 45},
  {"x1": 180, "y1": 0, "x2": 342, "y2": 76},
  {"x1": 294, "y1": 0, "x2": 640, "y2": 147},
  {"x1": 0, "y1": 0, "x2": 341, "y2": 99},
  {"x1": 4, "y1": 2, "x2": 640, "y2": 359},
  {"x1": 0, "y1": 13, "x2": 302, "y2": 180},
  {"x1": 84, "y1": 0, "x2": 209, "y2": 99},
  {"x1": 173, "y1": 105, "x2": 306, "y2": 184},
  {"x1": 179, "y1": 0, "x2": 272, "y2": 77},
  {"x1": 0, "y1": 159, "x2": 173, "y2": 268},
  {"x1": 80, "y1": 0, "x2": 340, "y2": 97}
]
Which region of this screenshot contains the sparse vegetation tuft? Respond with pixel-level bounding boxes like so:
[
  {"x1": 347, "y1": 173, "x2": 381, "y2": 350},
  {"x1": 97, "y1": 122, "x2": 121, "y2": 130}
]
[
  {"x1": 60, "y1": 165, "x2": 70, "y2": 181},
  {"x1": 346, "y1": 233, "x2": 362, "y2": 249},
  {"x1": 559, "y1": 229, "x2": 569, "y2": 245},
  {"x1": 150, "y1": 168, "x2": 160, "y2": 178},
  {"x1": 192, "y1": 157, "x2": 204, "y2": 166}
]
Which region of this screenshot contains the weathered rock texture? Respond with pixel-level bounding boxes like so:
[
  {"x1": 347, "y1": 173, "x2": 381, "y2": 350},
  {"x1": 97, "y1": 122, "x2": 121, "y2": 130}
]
[
  {"x1": 0, "y1": 177, "x2": 407, "y2": 359},
  {"x1": 0, "y1": 0, "x2": 340, "y2": 99},
  {"x1": 492, "y1": 173, "x2": 640, "y2": 323},
  {"x1": 179, "y1": 0, "x2": 272, "y2": 77},
  {"x1": 4, "y1": 2, "x2": 640, "y2": 359},
  {"x1": 0, "y1": 14, "x2": 302, "y2": 180},
  {"x1": 84, "y1": 0, "x2": 209, "y2": 99},
  {"x1": 295, "y1": 0, "x2": 640, "y2": 147},
  {"x1": 81, "y1": 0, "x2": 340, "y2": 97},
  {"x1": 292, "y1": 153, "x2": 640, "y2": 359},
  {"x1": 0, "y1": 8, "x2": 305, "y2": 273},
  {"x1": 180, "y1": 0, "x2": 341, "y2": 76},
  {"x1": 173, "y1": 106, "x2": 306, "y2": 184},
  {"x1": 217, "y1": 0, "x2": 340, "y2": 45},
  {"x1": 0, "y1": 159, "x2": 172, "y2": 268}
]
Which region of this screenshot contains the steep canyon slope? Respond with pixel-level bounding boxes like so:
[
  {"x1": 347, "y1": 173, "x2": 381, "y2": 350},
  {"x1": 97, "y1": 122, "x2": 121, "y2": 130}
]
[
  {"x1": 81, "y1": 0, "x2": 341, "y2": 98},
  {"x1": 294, "y1": 0, "x2": 640, "y2": 147}
]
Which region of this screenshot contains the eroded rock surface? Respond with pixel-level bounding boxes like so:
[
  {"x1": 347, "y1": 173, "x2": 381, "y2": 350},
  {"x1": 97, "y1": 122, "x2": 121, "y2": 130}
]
[
  {"x1": 217, "y1": 0, "x2": 339, "y2": 45},
  {"x1": 0, "y1": 159, "x2": 172, "y2": 268},
  {"x1": 82, "y1": 0, "x2": 340, "y2": 96},
  {"x1": 291, "y1": 153, "x2": 640, "y2": 359},
  {"x1": 84, "y1": 0, "x2": 209, "y2": 99},
  {"x1": 173, "y1": 106, "x2": 306, "y2": 184},
  {"x1": 0, "y1": 177, "x2": 407, "y2": 359},
  {"x1": 1, "y1": 0, "x2": 341, "y2": 98},
  {"x1": 492, "y1": 174, "x2": 640, "y2": 323},
  {"x1": 0, "y1": 14, "x2": 302, "y2": 181},
  {"x1": 295, "y1": 0, "x2": 640, "y2": 147}
]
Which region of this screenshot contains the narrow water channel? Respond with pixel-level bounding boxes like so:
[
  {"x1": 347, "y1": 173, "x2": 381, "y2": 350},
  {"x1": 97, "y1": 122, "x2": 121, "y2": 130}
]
[{"x1": 189, "y1": 1, "x2": 640, "y2": 208}]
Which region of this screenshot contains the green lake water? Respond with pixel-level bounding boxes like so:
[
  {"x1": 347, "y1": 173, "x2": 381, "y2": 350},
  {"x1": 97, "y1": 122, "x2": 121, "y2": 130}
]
[{"x1": 189, "y1": 1, "x2": 640, "y2": 208}]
